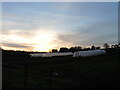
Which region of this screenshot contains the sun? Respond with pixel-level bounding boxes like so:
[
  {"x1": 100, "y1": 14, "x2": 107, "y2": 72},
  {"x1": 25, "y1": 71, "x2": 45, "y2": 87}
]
[
  {"x1": 33, "y1": 45, "x2": 51, "y2": 52},
  {"x1": 32, "y1": 31, "x2": 57, "y2": 52}
]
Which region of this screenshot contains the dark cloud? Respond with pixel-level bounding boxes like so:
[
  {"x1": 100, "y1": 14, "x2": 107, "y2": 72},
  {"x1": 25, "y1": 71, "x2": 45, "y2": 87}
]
[
  {"x1": 74, "y1": 32, "x2": 118, "y2": 46},
  {"x1": 15, "y1": 31, "x2": 36, "y2": 39},
  {"x1": 56, "y1": 32, "x2": 88, "y2": 46},
  {"x1": 2, "y1": 43, "x2": 33, "y2": 49},
  {"x1": 2, "y1": 29, "x2": 36, "y2": 39},
  {"x1": 57, "y1": 33, "x2": 75, "y2": 43},
  {"x1": 57, "y1": 32, "x2": 117, "y2": 47},
  {"x1": 57, "y1": 18, "x2": 118, "y2": 47}
]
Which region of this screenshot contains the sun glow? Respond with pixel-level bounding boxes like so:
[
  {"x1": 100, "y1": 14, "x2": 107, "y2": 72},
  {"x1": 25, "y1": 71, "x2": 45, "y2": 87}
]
[
  {"x1": 1, "y1": 28, "x2": 76, "y2": 52},
  {"x1": 32, "y1": 31, "x2": 57, "y2": 52},
  {"x1": 1, "y1": 29, "x2": 58, "y2": 52}
]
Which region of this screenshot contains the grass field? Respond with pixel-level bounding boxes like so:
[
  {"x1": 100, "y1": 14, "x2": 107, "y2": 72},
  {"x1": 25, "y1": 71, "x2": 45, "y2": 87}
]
[{"x1": 2, "y1": 48, "x2": 120, "y2": 88}]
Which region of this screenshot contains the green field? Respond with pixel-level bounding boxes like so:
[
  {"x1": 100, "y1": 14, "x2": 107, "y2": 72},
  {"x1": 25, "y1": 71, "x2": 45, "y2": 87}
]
[{"x1": 2, "y1": 48, "x2": 120, "y2": 88}]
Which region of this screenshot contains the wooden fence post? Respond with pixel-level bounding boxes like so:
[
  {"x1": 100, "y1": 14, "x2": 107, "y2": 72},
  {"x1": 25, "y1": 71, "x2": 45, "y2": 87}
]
[
  {"x1": 24, "y1": 62, "x2": 28, "y2": 88},
  {"x1": 49, "y1": 69, "x2": 53, "y2": 88},
  {"x1": 8, "y1": 62, "x2": 11, "y2": 88}
]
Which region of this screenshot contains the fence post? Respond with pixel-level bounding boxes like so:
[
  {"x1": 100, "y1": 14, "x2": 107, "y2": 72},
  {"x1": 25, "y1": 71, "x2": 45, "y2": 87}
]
[
  {"x1": 49, "y1": 69, "x2": 53, "y2": 88},
  {"x1": 8, "y1": 61, "x2": 11, "y2": 88},
  {"x1": 24, "y1": 62, "x2": 28, "y2": 88}
]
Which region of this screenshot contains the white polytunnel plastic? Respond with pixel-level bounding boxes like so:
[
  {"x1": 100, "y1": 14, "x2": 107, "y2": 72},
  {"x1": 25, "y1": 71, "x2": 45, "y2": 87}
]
[
  {"x1": 29, "y1": 52, "x2": 73, "y2": 57},
  {"x1": 30, "y1": 50, "x2": 106, "y2": 57},
  {"x1": 29, "y1": 53, "x2": 44, "y2": 57},
  {"x1": 73, "y1": 50, "x2": 106, "y2": 57}
]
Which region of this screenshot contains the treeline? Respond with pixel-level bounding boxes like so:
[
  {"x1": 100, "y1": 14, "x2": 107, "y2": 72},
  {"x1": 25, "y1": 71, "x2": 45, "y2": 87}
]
[{"x1": 52, "y1": 43, "x2": 120, "y2": 53}]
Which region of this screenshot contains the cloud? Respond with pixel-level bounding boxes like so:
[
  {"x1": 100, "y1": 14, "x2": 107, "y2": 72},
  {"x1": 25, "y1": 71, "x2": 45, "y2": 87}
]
[
  {"x1": 2, "y1": 29, "x2": 36, "y2": 39},
  {"x1": 2, "y1": 43, "x2": 33, "y2": 49},
  {"x1": 56, "y1": 31, "x2": 118, "y2": 48},
  {"x1": 56, "y1": 17, "x2": 118, "y2": 47},
  {"x1": 2, "y1": 9, "x2": 87, "y2": 32},
  {"x1": 57, "y1": 31, "x2": 87, "y2": 42},
  {"x1": 1, "y1": 2, "x2": 118, "y2": 51},
  {"x1": 74, "y1": 32, "x2": 118, "y2": 46}
]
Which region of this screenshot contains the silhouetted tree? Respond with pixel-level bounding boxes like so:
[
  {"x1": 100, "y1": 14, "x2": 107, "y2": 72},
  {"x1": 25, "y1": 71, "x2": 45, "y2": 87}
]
[
  {"x1": 73, "y1": 46, "x2": 82, "y2": 51},
  {"x1": 111, "y1": 45, "x2": 114, "y2": 48},
  {"x1": 52, "y1": 49, "x2": 58, "y2": 52},
  {"x1": 118, "y1": 43, "x2": 120, "y2": 47},
  {"x1": 103, "y1": 43, "x2": 109, "y2": 49},
  {"x1": 114, "y1": 44, "x2": 119, "y2": 48},
  {"x1": 69, "y1": 46, "x2": 82, "y2": 52},
  {"x1": 84, "y1": 47, "x2": 90, "y2": 51},
  {"x1": 59, "y1": 47, "x2": 69, "y2": 52},
  {"x1": 96, "y1": 47, "x2": 101, "y2": 49},
  {"x1": 75, "y1": 46, "x2": 82, "y2": 51},
  {"x1": 87, "y1": 48, "x2": 90, "y2": 50},
  {"x1": 91, "y1": 46, "x2": 96, "y2": 50},
  {"x1": 69, "y1": 47, "x2": 76, "y2": 52}
]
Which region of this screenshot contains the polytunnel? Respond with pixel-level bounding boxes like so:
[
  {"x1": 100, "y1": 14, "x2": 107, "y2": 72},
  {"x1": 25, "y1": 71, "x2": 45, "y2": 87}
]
[
  {"x1": 29, "y1": 53, "x2": 45, "y2": 57},
  {"x1": 73, "y1": 50, "x2": 106, "y2": 57},
  {"x1": 29, "y1": 52, "x2": 73, "y2": 57}
]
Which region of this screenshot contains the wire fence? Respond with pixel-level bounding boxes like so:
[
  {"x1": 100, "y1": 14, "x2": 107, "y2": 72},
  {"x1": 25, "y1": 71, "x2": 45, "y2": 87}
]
[{"x1": 3, "y1": 62, "x2": 77, "y2": 88}]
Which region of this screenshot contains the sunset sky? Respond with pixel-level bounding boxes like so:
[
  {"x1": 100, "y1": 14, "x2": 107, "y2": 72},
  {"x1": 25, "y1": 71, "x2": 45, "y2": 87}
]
[{"x1": 1, "y1": 2, "x2": 118, "y2": 52}]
